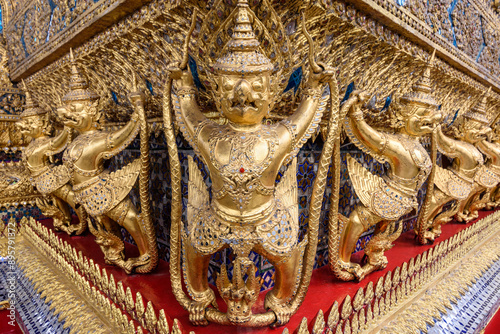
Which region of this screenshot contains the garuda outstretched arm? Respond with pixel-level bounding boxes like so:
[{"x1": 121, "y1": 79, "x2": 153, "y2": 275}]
[
  {"x1": 97, "y1": 104, "x2": 141, "y2": 162},
  {"x1": 344, "y1": 91, "x2": 388, "y2": 159},
  {"x1": 435, "y1": 125, "x2": 459, "y2": 158},
  {"x1": 477, "y1": 139, "x2": 500, "y2": 165},
  {"x1": 47, "y1": 126, "x2": 70, "y2": 155}
]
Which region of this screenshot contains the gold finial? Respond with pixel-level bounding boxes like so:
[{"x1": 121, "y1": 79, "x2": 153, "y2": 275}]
[
  {"x1": 464, "y1": 86, "x2": 491, "y2": 125},
  {"x1": 400, "y1": 49, "x2": 438, "y2": 108},
  {"x1": 62, "y1": 48, "x2": 99, "y2": 103},
  {"x1": 213, "y1": 0, "x2": 273, "y2": 75},
  {"x1": 20, "y1": 79, "x2": 46, "y2": 118}
]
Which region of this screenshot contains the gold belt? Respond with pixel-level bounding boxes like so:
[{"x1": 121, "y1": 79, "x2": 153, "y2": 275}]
[
  {"x1": 73, "y1": 171, "x2": 109, "y2": 193},
  {"x1": 211, "y1": 199, "x2": 277, "y2": 226}
]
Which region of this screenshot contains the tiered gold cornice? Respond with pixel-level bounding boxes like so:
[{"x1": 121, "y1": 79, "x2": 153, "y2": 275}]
[{"x1": 14, "y1": 0, "x2": 500, "y2": 127}]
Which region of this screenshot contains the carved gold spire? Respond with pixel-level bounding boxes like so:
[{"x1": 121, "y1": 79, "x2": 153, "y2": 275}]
[
  {"x1": 62, "y1": 48, "x2": 99, "y2": 103},
  {"x1": 400, "y1": 49, "x2": 438, "y2": 108},
  {"x1": 464, "y1": 87, "x2": 491, "y2": 125},
  {"x1": 213, "y1": 0, "x2": 273, "y2": 75},
  {"x1": 21, "y1": 79, "x2": 46, "y2": 117}
]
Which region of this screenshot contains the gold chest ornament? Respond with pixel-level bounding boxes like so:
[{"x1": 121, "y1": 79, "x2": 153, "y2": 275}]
[{"x1": 209, "y1": 125, "x2": 278, "y2": 211}]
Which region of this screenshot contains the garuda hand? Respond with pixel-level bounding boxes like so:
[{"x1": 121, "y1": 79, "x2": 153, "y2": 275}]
[
  {"x1": 308, "y1": 62, "x2": 335, "y2": 89},
  {"x1": 168, "y1": 64, "x2": 195, "y2": 88}
]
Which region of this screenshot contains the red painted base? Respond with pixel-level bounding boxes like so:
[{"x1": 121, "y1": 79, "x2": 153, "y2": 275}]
[
  {"x1": 484, "y1": 306, "x2": 500, "y2": 334},
  {"x1": 36, "y1": 209, "x2": 494, "y2": 333},
  {"x1": 0, "y1": 310, "x2": 23, "y2": 334}
]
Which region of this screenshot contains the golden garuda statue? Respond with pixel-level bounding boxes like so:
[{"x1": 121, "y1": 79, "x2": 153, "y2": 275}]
[
  {"x1": 454, "y1": 88, "x2": 500, "y2": 222},
  {"x1": 329, "y1": 51, "x2": 442, "y2": 281},
  {"x1": 470, "y1": 90, "x2": 500, "y2": 210},
  {"x1": 57, "y1": 50, "x2": 157, "y2": 274},
  {"x1": 163, "y1": 0, "x2": 343, "y2": 327},
  {"x1": 416, "y1": 87, "x2": 495, "y2": 244},
  {"x1": 16, "y1": 81, "x2": 87, "y2": 235},
  {"x1": 477, "y1": 117, "x2": 500, "y2": 209}
]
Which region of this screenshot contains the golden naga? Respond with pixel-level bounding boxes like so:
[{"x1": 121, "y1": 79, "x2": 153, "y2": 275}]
[
  {"x1": 416, "y1": 88, "x2": 494, "y2": 244},
  {"x1": 164, "y1": 0, "x2": 342, "y2": 327},
  {"x1": 57, "y1": 49, "x2": 157, "y2": 274},
  {"x1": 329, "y1": 51, "x2": 442, "y2": 281},
  {"x1": 16, "y1": 81, "x2": 87, "y2": 235}
]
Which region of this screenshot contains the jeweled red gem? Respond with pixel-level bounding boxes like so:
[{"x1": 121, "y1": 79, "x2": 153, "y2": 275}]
[{"x1": 239, "y1": 167, "x2": 245, "y2": 173}]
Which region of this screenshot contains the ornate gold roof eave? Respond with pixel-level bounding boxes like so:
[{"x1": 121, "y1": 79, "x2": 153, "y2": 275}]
[
  {"x1": 7, "y1": 0, "x2": 182, "y2": 81},
  {"x1": 18, "y1": 0, "x2": 500, "y2": 123},
  {"x1": 344, "y1": 0, "x2": 500, "y2": 96}
]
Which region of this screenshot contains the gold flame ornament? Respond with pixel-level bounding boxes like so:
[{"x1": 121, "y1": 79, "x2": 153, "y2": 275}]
[
  {"x1": 57, "y1": 48, "x2": 158, "y2": 274},
  {"x1": 164, "y1": 0, "x2": 340, "y2": 327}
]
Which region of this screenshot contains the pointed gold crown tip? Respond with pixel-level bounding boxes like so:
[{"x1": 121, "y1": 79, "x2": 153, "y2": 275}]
[
  {"x1": 464, "y1": 87, "x2": 490, "y2": 125},
  {"x1": 62, "y1": 48, "x2": 99, "y2": 103},
  {"x1": 20, "y1": 80, "x2": 46, "y2": 118},
  {"x1": 400, "y1": 50, "x2": 437, "y2": 108},
  {"x1": 214, "y1": 0, "x2": 273, "y2": 75}
]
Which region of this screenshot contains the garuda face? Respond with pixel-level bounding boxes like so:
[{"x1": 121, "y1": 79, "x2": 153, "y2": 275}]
[
  {"x1": 216, "y1": 72, "x2": 272, "y2": 126},
  {"x1": 17, "y1": 114, "x2": 46, "y2": 138},
  {"x1": 58, "y1": 100, "x2": 98, "y2": 132},
  {"x1": 402, "y1": 104, "x2": 442, "y2": 136},
  {"x1": 463, "y1": 120, "x2": 491, "y2": 144}
]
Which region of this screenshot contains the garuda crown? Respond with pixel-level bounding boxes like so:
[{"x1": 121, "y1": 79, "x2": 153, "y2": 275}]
[
  {"x1": 463, "y1": 87, "x2": 491, "y2": 126},
  {"x1": 21, "y1": 80, "x2": 47, "y2": 118},
  {"x1": 62, "y1": 48, "x2": 99, "y2": 103},
  {"x1": 213, "y1": 0, "x2": 274, "y2": 76},
  {"x1": 399, "y1": 49, "x2": 438, "y2": 111}
]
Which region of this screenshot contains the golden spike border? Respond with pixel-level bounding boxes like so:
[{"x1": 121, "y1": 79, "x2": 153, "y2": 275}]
[{"x1": 17, "y1": 218, "x2": 193, "y2": 334}]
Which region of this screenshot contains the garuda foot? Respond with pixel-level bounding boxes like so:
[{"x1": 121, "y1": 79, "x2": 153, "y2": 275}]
[
  {"x1": 125, "y1": 253, "x2": 154, "y2": 274},
  {"x1": 455, "y1": 211, "x2": 468, "y2": 223},
  {"x1": 264, "y1": 292, "x2": 293, "y2": 327},
  {"x1": 53, "y1": 218, "x2": 72, "y2": 233},
  {"x1": 332, "y1": 260, "x2": 362, "y2": 281},
  {"x1": 188, "y1": 289, "x2": 216, "y2": 326}
]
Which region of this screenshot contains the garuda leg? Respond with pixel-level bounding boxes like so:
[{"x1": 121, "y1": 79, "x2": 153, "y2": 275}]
[
  {"x1": 103, "y1": 197, "x2": 155, "y2": 273},
  {"x1": 183, "y1": 240, "x2": 218, "y2": 326},
  {"x1": 256, "y1": 243, "x2": 303, "y2": 326},
  {"x1": 337, "y1": 204, "x2": 383, "y2": 280}
]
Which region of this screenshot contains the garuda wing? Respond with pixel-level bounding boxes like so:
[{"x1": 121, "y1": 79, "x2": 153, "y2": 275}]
[
  {"x1": 187, "y1": 155, "x2": 210, "y2": 226},
  {"x1": 347, "y1": 154, "x2": 415, "y2": 220},
  {"x1": 474, "y1": 166, "x2": 500, "y2": 189},
  {"x1": 275, "y1": 158, "x2": 298, "y2": 228},
  {"x1": 78, "y1": 159, "x2": 141, "y2": 217},
  {"x1": 434, "y1": 166, "x2": 472, "y2": 200}
]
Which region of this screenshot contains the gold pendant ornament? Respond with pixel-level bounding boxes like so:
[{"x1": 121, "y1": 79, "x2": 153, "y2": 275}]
[
  {"x1": 330, "y1": 50, "x2": 442, "y2": 281},
  {"x1": 16, "y1": 81, "x2": 88, "y2": 235},
  {"x1": 57, "y1": 49, "x2": 158, "y2": 274},
  {"x1": 164, "y1": 0, "x2": 340, "y2": 327}
]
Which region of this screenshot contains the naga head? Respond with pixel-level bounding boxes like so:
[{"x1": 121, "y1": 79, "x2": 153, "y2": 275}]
[
  {"x1": 216, "y1": 258, "x2": 260, "y2": 323},
  {"x1": 57, "y1": 48, "x2": 100, "y2": 132},
  {"x1": 393, "y1": 50, "x2": 442, "y2": 136},
  {"x1": 213, "y1": 0, "x2": 274, "y2": 127},
  {"x1": 16, "y1": 80, "x2": 50, "y2": 138},
  {"x1": 458, "y1": 87, "x2": 491, "y2": 144}
]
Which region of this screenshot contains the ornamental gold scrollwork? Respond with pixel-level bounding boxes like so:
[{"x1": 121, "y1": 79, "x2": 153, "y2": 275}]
[
  {"x1": 164, "y1": 0, "x2": 341, "y2": 327},
  {"x1": 15, "y1": 81, "x2": 88, "y2": 235},
  {"x1": 415, "y1": 87, "x2": 496, "y2": 244},
  {"x1": 56, "y1": 49, "x2": 158, "y2": 274},
  {"x1": 329, "y1": 50, "x2": 442, "y2": 281}
]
